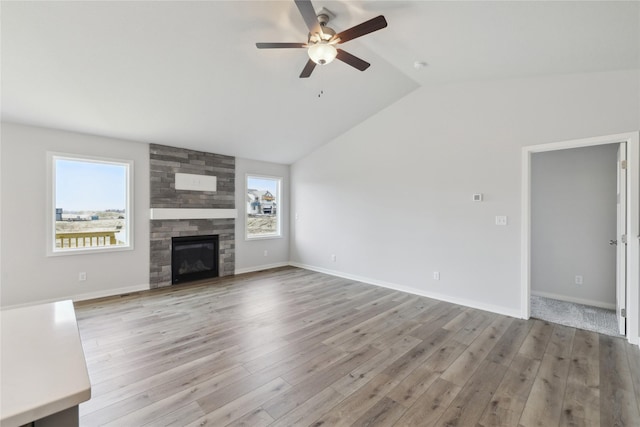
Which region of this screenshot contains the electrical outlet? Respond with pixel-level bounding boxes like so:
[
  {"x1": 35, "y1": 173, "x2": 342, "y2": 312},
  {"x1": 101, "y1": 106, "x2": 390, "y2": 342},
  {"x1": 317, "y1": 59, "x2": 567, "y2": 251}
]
[
  {"x1": 575, "y1": 275, "x2": 583, "y2": 285},
  {"x1": 331, "y1": 254, "x2": 337, "y2": 262},
  {"x1": 433, "y1": 271, "x2": 440, "y2": 280},
  {"x1": 78, "y1": 272, "x2": 87, "y2": 281},
  {"x1": 495, "y1": 216, "x2": 508, "y2": 226}
]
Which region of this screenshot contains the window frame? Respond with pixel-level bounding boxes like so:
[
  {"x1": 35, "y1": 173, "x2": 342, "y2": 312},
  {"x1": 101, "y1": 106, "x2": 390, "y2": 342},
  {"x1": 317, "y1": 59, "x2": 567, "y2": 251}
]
[
  {"x1": 245, "y1": 173, "x2": 283, "y2": 241},
  {"x1": 47, "y1": 152, "x2": 134, "y2": 256}
]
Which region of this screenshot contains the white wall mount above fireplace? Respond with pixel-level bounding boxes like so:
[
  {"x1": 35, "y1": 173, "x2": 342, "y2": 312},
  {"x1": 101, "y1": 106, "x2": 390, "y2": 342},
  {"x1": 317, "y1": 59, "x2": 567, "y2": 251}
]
[
  {"x1": 150, "y1": 208, "x2": 237, "y2": 220},
  {"x1": 175, "y1": 173, "x2": 217, "y2": 192}
]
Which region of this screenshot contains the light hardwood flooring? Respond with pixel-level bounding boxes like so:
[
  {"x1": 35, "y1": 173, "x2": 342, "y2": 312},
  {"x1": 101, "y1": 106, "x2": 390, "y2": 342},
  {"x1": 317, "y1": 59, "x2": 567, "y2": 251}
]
[{"x1": 74, "y1": 267, "x2": 640, "y2": 426}]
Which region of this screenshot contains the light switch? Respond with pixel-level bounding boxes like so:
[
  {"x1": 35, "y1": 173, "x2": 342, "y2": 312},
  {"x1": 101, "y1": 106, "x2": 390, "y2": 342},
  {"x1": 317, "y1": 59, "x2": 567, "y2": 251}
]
[{"x1": 495, "y1": 216, "x2": 508, "y2": 226}]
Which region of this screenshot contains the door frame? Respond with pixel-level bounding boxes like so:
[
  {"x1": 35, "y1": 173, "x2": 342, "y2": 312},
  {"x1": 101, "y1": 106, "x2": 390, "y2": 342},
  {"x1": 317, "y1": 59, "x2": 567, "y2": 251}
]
[
  {"x1": 617, "y1": 143, "x2": 627, "y2": 335},
  {"x1": 521, "y1": 132, "x2": 639, "y2": 345}
]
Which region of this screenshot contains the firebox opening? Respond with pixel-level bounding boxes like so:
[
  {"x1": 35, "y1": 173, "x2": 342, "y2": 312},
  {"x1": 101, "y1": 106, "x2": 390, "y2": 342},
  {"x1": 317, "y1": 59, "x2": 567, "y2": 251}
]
[{"x1": 171, "y1": 235, "x2": 219, "y2": 284}]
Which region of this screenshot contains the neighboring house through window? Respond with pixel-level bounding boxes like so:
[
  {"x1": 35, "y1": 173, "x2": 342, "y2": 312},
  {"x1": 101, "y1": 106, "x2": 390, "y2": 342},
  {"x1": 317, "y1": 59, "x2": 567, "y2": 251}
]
[{"x1": 246, "y1": 174, "x2": 281, "y2": 239}]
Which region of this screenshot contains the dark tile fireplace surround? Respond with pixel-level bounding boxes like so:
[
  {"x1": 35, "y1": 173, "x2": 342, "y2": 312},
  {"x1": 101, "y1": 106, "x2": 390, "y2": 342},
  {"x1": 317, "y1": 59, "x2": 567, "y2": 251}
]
[{"x1": 149, "y1": 144, "x2": 235, "y2": 289}]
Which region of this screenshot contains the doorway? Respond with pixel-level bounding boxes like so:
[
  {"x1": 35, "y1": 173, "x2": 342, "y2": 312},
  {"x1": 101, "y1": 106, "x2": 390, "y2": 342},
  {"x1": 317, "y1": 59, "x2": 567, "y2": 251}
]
[
  {"x1": 530, "y1": 144, "x2": 620, "y2": 336},
  {"x1": 521, "y1": 132, "x2": 639, "y2": 345}
]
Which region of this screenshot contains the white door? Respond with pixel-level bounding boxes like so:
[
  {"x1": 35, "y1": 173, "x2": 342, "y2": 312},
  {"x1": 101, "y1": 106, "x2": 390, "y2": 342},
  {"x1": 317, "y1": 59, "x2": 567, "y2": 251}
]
[{"x1": 616, "y1": 142, "x2": 627, "y2": 335}]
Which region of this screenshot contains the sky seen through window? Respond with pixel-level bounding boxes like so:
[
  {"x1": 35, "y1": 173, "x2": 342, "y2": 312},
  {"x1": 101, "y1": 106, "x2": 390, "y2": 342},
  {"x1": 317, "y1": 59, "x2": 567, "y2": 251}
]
[{"x1": 56, "y1": 159, "x2": 127, "y2": 212}]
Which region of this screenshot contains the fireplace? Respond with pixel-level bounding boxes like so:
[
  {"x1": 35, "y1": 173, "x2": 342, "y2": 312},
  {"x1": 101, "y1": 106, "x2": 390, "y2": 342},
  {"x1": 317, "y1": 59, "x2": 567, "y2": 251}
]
[{"x1": 171, "y1": 235, "x2": 219, "y2": 284}]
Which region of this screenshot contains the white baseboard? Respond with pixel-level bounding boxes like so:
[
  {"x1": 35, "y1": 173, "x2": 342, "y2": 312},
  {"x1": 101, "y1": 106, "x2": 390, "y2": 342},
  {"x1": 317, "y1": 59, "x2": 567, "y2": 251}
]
[
  {"x1": 235, "y1": 262, "x2": 290, "y2": 275},
  {"x1": 1, "y1": 283, "x2": 150, "y2": 310},
  {"x1": 531, "y1": 290, "x2": 616, "y2": 310},
  {"x1": 289, "y1": 262, "x2": 523, "y2": 319},
  {"x1": 73, "y1": 283, "x2": 150, "y2": 302}
]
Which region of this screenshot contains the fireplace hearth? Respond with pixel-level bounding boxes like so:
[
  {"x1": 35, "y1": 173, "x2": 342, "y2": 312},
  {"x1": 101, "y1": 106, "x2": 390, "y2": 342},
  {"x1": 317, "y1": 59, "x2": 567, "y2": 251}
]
[{"x1": 171, "y1": 235, "x2": 219, "y2": 284}]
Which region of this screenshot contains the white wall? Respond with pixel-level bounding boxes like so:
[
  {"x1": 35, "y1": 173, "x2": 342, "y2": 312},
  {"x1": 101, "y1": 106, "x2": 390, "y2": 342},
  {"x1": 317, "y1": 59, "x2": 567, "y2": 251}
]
[
  {"x1": 235, "y1": 157, "x2": 290, "y2": 274},
  {"x1": 290, "y1": 69, "x2": 640, "y2": 317},
  {"x1": 1, "y1": 123, "x2": 151, "y2": 307},
  {"x1": 531, "y1": 144, "x2": 618, "y2": 308}
]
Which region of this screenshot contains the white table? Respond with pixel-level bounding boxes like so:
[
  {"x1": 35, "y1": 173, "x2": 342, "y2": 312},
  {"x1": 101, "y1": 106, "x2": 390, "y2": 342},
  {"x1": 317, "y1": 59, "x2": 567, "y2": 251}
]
[{"x1": 1, "y1": 300, "x2": 91, "y2": 427}]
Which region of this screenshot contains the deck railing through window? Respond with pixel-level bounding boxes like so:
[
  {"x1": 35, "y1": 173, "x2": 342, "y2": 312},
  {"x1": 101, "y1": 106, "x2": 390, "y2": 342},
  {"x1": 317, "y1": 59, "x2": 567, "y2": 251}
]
[{"x1": 55, "y1": 231, "x2": 118, "y2": 249}]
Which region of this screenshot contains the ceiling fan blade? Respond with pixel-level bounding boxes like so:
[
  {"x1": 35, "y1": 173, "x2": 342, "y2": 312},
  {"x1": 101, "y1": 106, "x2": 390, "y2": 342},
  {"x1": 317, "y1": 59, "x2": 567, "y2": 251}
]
[
  {"x1": 336, "y1": 49, "x2": 370, "y2": 71},
  {"x1": 299, "y1": 59, "x2": 317, "y2": 78},
  {"x1": 334, "y1": 15, "x2": 388, "y2": 44},
  {"x1": 295, "y1": 0, "x2": 321, "y2": 35},
  {"x1": 256, "y1": 42, "x2": 306, "y2": 49}
]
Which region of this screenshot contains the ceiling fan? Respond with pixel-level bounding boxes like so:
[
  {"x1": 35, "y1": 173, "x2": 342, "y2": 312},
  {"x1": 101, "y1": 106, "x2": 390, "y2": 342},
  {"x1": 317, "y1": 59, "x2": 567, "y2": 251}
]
[{"x1": 256, "y1": 0, "x2": 388, "y2": 78}]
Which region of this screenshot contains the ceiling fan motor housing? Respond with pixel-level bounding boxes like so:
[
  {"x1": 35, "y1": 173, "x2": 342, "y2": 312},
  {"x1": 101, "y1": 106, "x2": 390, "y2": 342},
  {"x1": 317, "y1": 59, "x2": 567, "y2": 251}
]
[{"x1": 308, "y1": 24, "x2": 336, "y2": 44}]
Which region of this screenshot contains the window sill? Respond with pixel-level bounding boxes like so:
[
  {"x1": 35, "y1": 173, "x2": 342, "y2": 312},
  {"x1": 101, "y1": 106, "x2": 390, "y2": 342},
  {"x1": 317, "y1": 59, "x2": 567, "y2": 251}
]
[
  {"x1": 47, "y1": 245, "x2": 133, "y2": 257},
  {"x1": 245, "y1": 234, "x2": 283, "y2": 241}
]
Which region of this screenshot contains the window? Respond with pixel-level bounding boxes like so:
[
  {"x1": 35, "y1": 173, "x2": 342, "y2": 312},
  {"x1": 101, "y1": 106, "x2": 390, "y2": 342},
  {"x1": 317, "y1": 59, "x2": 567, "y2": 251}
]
[
  {"x1": 246, "y1": 174, "x2": 281, "y2": 239},
  {"x1": 48, "y1": 153, "x2": 133, "y2": 255}
]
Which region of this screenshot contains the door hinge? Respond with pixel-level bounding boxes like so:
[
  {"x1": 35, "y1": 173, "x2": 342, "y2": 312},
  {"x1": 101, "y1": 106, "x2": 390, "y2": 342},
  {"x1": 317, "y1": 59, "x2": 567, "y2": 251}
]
[
  {"x1": 621, "y1": 308, "x2": 626, "y2": 318},
  {"x1": 621, "y1": 234, "x2": 627, "y2": 244},
  {"x1": 621, "y1": 160, "x2": 627, "y2": 170}
]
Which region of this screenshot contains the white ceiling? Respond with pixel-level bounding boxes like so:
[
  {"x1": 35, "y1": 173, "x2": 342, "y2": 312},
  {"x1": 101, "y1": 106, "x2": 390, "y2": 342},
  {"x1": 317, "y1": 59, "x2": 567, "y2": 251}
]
[{"x1": 2, "y1": 1, "x2": 639, "y2": 164}]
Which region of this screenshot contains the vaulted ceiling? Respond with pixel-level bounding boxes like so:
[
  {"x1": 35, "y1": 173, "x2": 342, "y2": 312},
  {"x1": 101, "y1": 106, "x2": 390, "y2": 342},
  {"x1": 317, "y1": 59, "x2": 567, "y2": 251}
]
[{"x1": 2, "y1": 1, "x2": 638, "y2": 164}]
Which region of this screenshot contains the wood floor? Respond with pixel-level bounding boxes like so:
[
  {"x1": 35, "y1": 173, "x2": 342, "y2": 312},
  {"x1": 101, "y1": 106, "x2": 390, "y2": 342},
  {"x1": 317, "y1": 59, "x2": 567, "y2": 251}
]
[{"x1": 74, "y1": 267, "x2": 640, "y2": 427}]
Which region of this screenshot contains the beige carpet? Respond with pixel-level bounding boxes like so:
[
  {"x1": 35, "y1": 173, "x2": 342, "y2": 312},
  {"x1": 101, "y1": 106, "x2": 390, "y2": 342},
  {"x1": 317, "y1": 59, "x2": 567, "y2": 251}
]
[{"x1": 531, "y1": 295, "x2": 621, "y2": 337}]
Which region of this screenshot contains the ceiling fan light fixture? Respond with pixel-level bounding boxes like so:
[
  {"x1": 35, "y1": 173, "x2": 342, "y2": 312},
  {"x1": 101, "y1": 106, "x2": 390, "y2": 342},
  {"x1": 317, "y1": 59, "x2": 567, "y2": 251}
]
[{"x1": 308, "y1": 42, "x2": 337, "y2": 65}]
